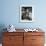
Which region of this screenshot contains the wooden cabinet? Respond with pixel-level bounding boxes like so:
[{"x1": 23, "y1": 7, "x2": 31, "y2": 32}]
[{"x1": 2, "y1": 31, "x2": 45, "y2": 46}]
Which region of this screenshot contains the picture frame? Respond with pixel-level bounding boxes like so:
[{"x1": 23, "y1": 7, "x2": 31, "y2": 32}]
[{"x1": 20, "y1": 5, "x2": 34, "y2": 22}]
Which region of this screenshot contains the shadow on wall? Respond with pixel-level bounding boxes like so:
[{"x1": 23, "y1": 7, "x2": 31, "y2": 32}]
[{"x1": 0, "y1": 24, "x2": 7, "y2": 43}]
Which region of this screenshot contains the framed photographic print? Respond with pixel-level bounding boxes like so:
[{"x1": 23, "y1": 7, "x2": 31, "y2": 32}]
[{"x1": 20, "y1": 5, "x2": 34, "y2": 22}]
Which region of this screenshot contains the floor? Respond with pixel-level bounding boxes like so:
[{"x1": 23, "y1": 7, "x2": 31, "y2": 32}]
[{"x1": 0, "y1": 44, "x2": 2, "y2": 46}]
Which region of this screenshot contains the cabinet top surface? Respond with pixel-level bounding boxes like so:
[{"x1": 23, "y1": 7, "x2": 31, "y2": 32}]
[{"x1": 3, "y1": 29, "x2": 45, "y2": 33}]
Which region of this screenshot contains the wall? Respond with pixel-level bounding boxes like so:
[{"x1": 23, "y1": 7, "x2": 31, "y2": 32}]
[{"x1": 0, "y1": 0, "x2": 46, "y2": 29}]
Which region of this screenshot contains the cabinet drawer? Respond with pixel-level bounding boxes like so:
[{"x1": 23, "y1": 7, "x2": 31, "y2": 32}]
[
  {"x1": 32, "y1": 36, "x2": 45, "y2": 44},
  {"x1": 24, "y1": 32, "x2": 44, "y2": 36},
  {"x1": 3, "y1": 32, "x2": 23, "y2": 36},
  {"x1": 3, "y1": 43, "x2": 23, "y2": 46},
  {"x1": 32, "y1": 44, "x2": 44, "y2": 46},
  {"x1": 3, "y1": 44, "x2": 15, "y2": 46}
]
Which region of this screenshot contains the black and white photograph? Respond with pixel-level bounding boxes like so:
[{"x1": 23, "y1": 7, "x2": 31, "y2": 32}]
[{"x1": 20, "y1": 5, "x2": 34, "y2": 22}]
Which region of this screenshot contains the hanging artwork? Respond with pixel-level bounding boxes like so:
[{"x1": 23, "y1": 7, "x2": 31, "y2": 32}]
[{"x1": 20, "y1": 5, "x2": 34, "y2": 22}]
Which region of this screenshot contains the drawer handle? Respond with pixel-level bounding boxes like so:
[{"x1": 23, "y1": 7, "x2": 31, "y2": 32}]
[{"x1": 32, "y1": 39, "x2": 36, "y2": 40}]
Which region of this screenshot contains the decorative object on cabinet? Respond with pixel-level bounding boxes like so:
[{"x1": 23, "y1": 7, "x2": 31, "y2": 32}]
[
  {"x1": 20, "y1": 5, "x2": 34, "y2": 22},
  {"x1": 24, "y1": 28, "x2": 38, "y2": 32},
  {"x1": 7, "y1": 24, "x2": 16, "y2": 32}
]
